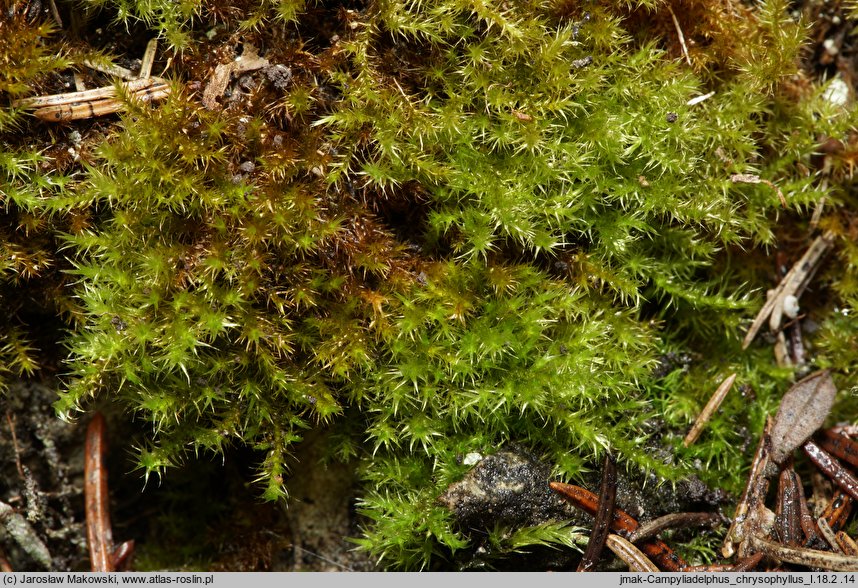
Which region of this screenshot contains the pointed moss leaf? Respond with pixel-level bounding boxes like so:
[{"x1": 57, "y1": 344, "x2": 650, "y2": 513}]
[{"x1": 770, "y1": 370, "x2": 836, "y2": 466}]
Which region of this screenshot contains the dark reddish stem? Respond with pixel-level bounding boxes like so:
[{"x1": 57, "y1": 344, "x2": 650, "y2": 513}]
[
  {"x1": 577, "y1": 455, "x2": 617, "y2": 572},
  {"x1": 85, "y1": 413, "x2": 115, "y2": 572}
]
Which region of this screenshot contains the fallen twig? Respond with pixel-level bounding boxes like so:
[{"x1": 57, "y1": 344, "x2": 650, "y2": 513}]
[
  {"x1": 628, "y1": 512, "x2": 722, "y2": 544},
  {"x1": 85, "y1": 413, "x2": 115, "y2": 572},
  {"x1": 683, "y1": 372, "x2": 737, "y2": 447},
  {"x1": 822, "y1": 491, "x2": 853, "y2": 531},
  {"x1": 775, "y1": 465, "x2": 803, "y2": 546},
  {"x1": 139, "y1": 39, "x2": 158, "y2": 79},
  {"x1": 731, "y1": 552, "x2": 764, "y2": 572},
  {"x1": 742, "y1": 231, "x2": 834, "y2": 349},
  {"x1": 577, "y1": 455, "x2": 617, "y2": 571},
  {"x1": 5, "y1": 410, "x2": 25, "y2": 478},
  {"x1": 749, "y1": 535, "x2": 858, "y2": 571},
  {"x1": 816, "y1": 517, "x2": 843, "y2": 553},
  {"x1": 837, "y1": 531, "x2": 858, "y2": 556},
  {"x1": 13, "y1": 78, "x2": 170, "y2": 122},
  {"x1": 667, "y1": 6, "x2": 692, "y2": 67},
  {"x1": 722, "y1": 418, "x2": 773, "y2": 558},
  {"x1": 820, "y1": 429, "x2": 858, "y2": 469},
  {"x1": 605, "y1": 534, "x2": 660, "y2": 572}
]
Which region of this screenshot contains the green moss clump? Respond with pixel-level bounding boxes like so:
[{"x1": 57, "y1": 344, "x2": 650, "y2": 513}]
[
  {"x1": 3, "y1": 0, "x2": 858, "y2": 571},
  {"x1": 0, "y1": 13, "x2": 75, "y2": 392}
]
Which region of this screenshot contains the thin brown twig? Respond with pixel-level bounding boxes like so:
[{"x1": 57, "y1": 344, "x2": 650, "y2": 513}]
[
  {"x1": 578, "y1": 454, "x2": 617, "y2": 571},
  {"x1": 775, "y1": 465, "x2": 803, "y2": 546},
  {"x1": 5, "y1": 410, "x2": 25, "y2": 478},
  {"x1": 85, "y1": 413, "x2": 115, "y2": 572},
  {"x1": 683, "y1": 373, "x2": 737, "y2": 447},
  {"x1": 48, "y1": 0, "x2": 62, "y2": 27},
  {"x1": 628, "y1": 512, "x2": 722, "y2": 544},
  {"x1": 796, "y1": 473, "x2": 823, "y2": 546},
  {"x1": 111, "y1": 540, "x2": 135, "y2": 571},
  {"x1": 820, "y1": 429, "x2": 858, "y2": 470},
  {"x1": 742, "y1": 231, "x2": 834, "y2": 349},
  {"x1": 731, "y1": 552, "x2": 764, "y2": 572},
  {"x1": 722, "y1": 417, "x2": 773, "y2": 558},
  {"x1": 691, "y1": 553, "x2": 764, "y2": 572},
  {"x1": 667, "y1": 6, "x2": 692, "y2": 67}
]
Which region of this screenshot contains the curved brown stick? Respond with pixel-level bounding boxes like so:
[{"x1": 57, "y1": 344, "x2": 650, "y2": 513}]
[
  {"x1": 85, "y1": 413, "x2": 114, "y2": 572},
  {"x1": 628, "y1": 512, "x2": 722, "y2": 544},
  {"x1": 817, "y1": 518, "x2": 844, "y2": 553},
  {"x1": 793, "y1": 469, "x2": 823, "y2": 547},
  {"x1": 577, "y1": 455, "x2": 617, "y2": 572},
  {"x1": 549, "y1": 482, "x2": 687, "y2": 571}
]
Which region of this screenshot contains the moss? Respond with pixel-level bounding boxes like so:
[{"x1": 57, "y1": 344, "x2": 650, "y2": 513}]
[{"x1": 2, "y1": 0, "x2": 858, "y2": 571}]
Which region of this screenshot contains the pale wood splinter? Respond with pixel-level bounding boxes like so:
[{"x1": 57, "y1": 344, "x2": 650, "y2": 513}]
[{"x1": 12, "y1": 39, "x2": 169, "y2": 123}]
